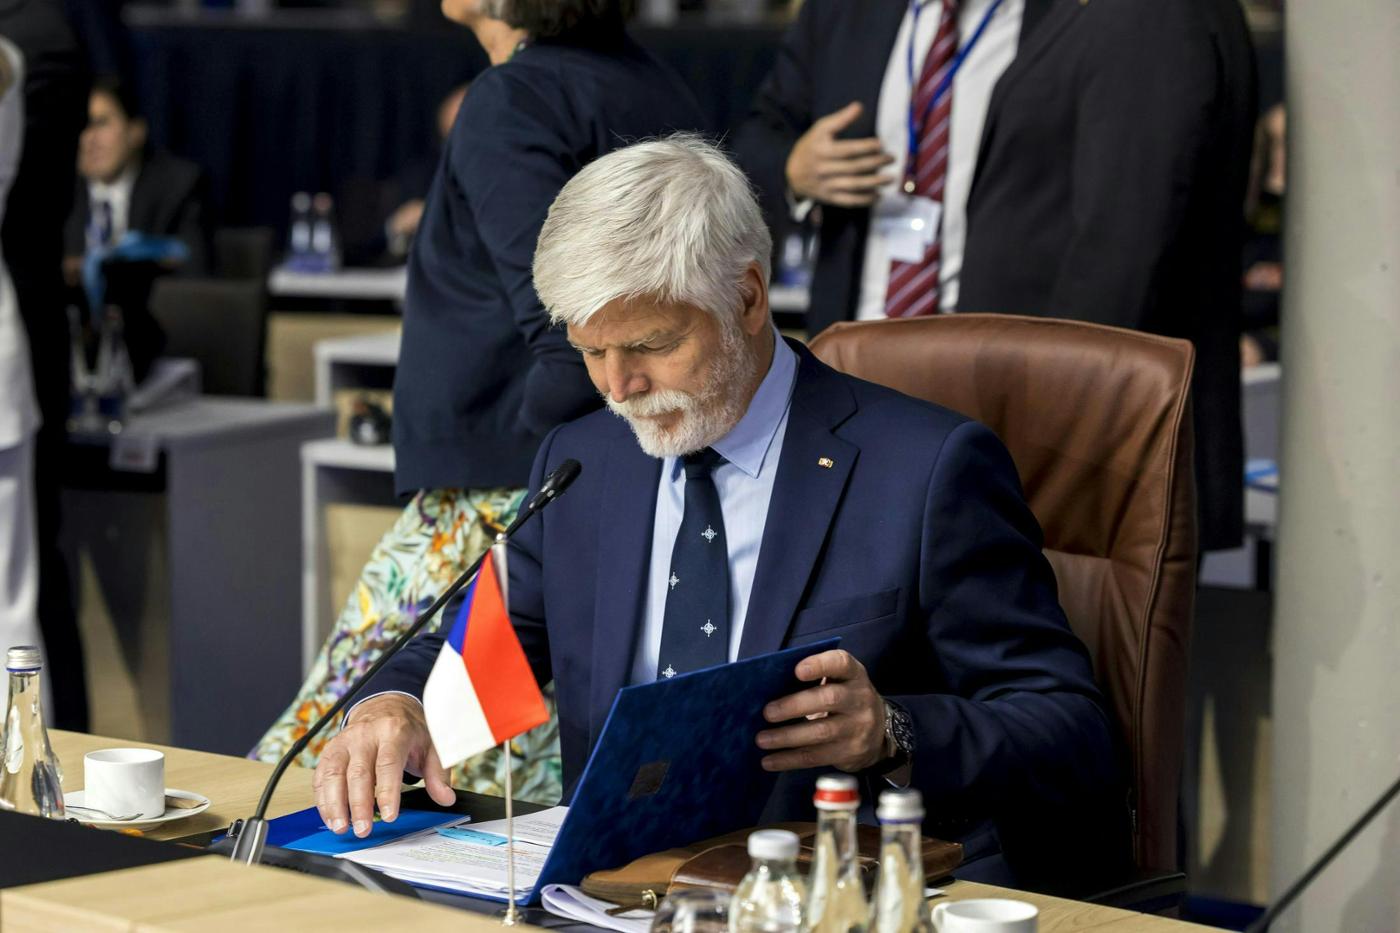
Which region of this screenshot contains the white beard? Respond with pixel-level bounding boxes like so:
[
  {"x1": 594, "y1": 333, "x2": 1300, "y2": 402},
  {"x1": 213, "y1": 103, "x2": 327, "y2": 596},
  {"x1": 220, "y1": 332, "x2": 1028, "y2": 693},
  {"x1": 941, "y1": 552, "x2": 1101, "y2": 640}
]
[{"x1": 606, "y1": 324, "x2": 758, "y2": 459}]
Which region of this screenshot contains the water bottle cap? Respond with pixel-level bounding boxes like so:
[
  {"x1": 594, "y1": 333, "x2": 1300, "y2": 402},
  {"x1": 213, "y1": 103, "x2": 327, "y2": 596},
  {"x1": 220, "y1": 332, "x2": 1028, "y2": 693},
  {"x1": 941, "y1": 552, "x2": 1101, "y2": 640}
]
[
  {"x1": 877, "y1": 788, "x2": 924, "y2": 823},
  {"x1": 6, "y1": 646, "x2": 42, "y2": 672},
  {"x1": 291, "y1": 191, "x2": 311, "y2": 208},
  {"x1": 814, "y1": 773, "x2": 860, "y2": 810},
  {"x1": 748, "y1": 829, "x2": 800, "y2": 861}
]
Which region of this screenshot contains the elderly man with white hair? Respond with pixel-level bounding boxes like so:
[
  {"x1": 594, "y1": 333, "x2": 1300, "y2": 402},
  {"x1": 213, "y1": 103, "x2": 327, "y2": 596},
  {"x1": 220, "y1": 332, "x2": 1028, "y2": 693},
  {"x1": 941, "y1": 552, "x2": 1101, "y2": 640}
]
[{"x1": 314, "y1": 135, "x2": 1129, "y2": 893}]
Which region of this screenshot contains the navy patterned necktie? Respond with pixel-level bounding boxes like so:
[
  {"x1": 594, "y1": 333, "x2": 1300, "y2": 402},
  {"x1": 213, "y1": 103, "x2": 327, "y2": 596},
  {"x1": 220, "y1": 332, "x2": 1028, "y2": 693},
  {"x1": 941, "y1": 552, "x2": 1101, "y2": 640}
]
[
  {"x1": 89, "y1": 198, "x2": 114, "y2": 250},
  {"x1": 656, "y1": 447, "x2": 729, "y2": 679}
]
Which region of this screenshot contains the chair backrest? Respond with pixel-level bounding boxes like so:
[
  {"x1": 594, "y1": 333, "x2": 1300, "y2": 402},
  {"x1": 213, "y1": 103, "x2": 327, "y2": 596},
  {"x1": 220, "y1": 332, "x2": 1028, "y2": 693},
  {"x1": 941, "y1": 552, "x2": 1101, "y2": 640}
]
[
  {"x1": 150, "y1": 278, "x2": 267, "y2": 397},
  {"x1": 214, "y1": 227, "x2": 276, "y2": 282},
  {"x1": 809, "y1": 314, "x2": 1197, "y2": 874}
]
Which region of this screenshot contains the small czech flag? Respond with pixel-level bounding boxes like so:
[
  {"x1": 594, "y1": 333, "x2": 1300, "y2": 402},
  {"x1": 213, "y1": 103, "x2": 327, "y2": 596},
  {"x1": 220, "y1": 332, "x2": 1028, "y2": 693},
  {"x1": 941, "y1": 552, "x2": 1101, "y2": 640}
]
[{"x1": 423, "y1": 543, "x2": 548, "y2": 768}]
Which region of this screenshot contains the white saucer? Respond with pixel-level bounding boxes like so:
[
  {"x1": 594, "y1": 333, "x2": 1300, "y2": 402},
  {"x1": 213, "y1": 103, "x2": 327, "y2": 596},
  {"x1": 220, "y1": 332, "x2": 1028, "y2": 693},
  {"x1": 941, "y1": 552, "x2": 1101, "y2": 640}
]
[{"x1": 64, "y1": 788, "x2": 211, "y2": 829}]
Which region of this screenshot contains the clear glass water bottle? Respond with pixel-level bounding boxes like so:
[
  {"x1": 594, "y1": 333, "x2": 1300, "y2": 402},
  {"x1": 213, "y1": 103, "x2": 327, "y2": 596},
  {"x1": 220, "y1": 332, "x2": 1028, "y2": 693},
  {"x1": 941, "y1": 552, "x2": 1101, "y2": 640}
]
[
  {"x1": 310, "y1": 192, "x2": 341, "y2": 273},
  {"x1": 776, "y1": 230, "x2": 809, "y2": 287},
  {"x1": 93, "y1": 306, "x2": 133, "y2": 435},
  {"x1": 730, "y1": 829, "x2": 806, "y2": 933},
  {"x1": 288, "y1": 191, "x2": 313, "y2": 270},
  {"x1": 804, "y1": 775, "x2": 867, "y2": 933},
  {"x1": 0, "y1": 647, "x2": 65, "y2": 819},
  {"x1": 869, "y1": 789, "x2": 931, "y2": 933},
  {"x1": 66, "y1": 304, "x2": 103, "y2": 435}
]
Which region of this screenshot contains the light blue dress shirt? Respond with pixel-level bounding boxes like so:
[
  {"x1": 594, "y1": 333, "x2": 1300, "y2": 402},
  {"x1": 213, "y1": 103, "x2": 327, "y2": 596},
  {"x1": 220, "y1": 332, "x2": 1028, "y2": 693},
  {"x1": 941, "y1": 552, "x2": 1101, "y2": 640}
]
[{"x1": 627, "y1": 334, "x2": 799, "y2": 685}]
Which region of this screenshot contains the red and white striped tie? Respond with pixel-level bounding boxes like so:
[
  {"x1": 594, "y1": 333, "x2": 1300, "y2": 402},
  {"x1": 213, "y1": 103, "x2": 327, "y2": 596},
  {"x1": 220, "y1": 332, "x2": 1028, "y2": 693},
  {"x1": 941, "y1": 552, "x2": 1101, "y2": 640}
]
[{"x1": 885, "y1": 1, "x2": 958, "y2": 319}]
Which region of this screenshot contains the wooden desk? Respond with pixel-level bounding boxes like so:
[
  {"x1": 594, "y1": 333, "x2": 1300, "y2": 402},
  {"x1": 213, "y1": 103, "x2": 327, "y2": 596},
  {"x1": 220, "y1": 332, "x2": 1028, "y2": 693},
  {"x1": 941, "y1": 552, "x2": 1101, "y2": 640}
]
[
  {"x1": 19, "y1": 733, "x2": 1212, "y2": 931},
  {"x1": 50, "y1": 730, "x2": 314, "y2": 843},
  {"x1": 0, "y1": 858, "x2": 502, "y2": 931}
]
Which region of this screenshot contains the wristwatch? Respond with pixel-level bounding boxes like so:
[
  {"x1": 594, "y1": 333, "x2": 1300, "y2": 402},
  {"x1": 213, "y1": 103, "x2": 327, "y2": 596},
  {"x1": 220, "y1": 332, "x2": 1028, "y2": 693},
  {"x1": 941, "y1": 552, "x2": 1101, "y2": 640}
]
[{"x1": 878, "y1": 699, "x2": 915, "y2": 773}]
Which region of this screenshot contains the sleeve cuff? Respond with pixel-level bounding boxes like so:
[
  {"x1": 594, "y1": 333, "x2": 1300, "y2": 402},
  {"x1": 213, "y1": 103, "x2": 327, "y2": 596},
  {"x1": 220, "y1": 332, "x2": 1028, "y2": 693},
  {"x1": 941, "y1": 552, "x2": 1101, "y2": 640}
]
[
  {"x1": 343, "y1": 690, "x2": 423, "y2": 729},
  {"x1": 786, "y1": 189, "x2": 816, "y2": 223}
]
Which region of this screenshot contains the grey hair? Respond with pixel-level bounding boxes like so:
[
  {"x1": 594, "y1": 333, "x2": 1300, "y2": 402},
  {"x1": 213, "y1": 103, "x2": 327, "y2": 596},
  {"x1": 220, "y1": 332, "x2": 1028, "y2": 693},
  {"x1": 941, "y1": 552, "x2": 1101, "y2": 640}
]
[{"x1": 533, "y1": 133, "x2": 773, "y2": 327}]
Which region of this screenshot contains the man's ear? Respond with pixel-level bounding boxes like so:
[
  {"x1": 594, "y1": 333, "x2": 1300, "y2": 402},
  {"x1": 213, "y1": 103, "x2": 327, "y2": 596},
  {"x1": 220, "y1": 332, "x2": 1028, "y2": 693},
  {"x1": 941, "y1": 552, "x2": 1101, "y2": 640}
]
[
  {"x1": 129, "y1": 117, "x2": 149, "y2": 153},
  {"x1": 738, "y1": 262, "x2": 771, "y2": 337}
]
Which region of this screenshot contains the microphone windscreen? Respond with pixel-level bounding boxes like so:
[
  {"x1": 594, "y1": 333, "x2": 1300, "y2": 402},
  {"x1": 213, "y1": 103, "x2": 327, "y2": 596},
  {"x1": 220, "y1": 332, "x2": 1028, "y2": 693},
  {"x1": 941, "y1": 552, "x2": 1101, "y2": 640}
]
[{"x1": 546, "y1": 459, "x2": 582, "y2": 495}]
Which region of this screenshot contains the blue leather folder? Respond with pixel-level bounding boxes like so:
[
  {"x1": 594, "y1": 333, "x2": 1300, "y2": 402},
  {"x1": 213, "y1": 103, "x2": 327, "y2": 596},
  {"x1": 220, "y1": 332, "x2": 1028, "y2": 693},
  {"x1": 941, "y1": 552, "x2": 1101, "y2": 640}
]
[{"x1": 498, "y1": 637, "x2": 839, "y2": 905}]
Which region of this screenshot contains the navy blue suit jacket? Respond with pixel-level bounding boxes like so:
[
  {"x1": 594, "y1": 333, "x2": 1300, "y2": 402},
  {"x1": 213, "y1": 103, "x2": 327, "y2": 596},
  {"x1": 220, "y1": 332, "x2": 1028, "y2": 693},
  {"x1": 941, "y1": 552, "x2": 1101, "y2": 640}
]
[{"x1": 374, "y1": 341, "x2": 1129, "y2": 890}]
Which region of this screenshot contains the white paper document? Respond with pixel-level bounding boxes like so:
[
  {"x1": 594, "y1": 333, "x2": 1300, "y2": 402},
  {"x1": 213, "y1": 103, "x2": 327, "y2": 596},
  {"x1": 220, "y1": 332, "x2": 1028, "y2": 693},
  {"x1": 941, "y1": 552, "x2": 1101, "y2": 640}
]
[
  {"x1": 339, "y1": 805, "x2": 568, "y2": 899},
  {"x1": 468, "y1": 807, "x2": 568, "y2": 848},
  {"x1": 541, "y1": 884, "x2": 653, "y2": 933}
]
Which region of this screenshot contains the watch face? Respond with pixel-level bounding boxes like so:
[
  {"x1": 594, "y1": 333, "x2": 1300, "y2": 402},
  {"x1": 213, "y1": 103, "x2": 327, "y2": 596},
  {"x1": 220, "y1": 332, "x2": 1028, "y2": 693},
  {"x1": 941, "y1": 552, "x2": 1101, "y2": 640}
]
[{"x1": 890, "y1": 706, "x2": 915, "y2": 752}]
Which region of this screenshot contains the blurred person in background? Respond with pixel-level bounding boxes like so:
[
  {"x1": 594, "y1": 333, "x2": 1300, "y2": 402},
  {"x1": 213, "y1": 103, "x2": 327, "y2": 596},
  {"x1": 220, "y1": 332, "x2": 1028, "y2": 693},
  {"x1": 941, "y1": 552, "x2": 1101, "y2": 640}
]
[
  {"x1": 341, "y1": 82, "x2": 470, "y2": 266},
  {"x1": 0, "y1": 0, "x2": 132, "y2": 732},
  {"x1": 65, "y1": 77, "x2": 211, "y2": 276},
  {"x1": 0, "y1": 36, "x2": 47, "y2": 705},
  {"x1": 733, "y1": 0, "x2": 1030, "y2": 328},
  {"x1": 253, "y1": 0, "x2": 703, "y2": 804},
  {"x1": 62, "y1": 76, "x2": 212, "y2": 380},
  {"x1": 956, "y1": 0, "x2": 1256, "y2": 554}
]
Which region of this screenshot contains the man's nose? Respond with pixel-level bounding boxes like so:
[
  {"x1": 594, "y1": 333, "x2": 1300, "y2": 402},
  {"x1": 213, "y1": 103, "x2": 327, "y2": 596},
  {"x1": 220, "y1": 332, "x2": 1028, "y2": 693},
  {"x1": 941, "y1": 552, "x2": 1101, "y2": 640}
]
[{"x1": 603, "y1": 355, "x2": 648, "y2": 403}]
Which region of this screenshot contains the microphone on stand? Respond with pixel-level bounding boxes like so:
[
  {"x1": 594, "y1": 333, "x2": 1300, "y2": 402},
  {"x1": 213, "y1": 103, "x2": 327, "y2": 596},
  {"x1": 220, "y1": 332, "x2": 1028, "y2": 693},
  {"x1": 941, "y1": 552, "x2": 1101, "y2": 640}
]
[
  {"x1": 1245, "y1": 770, "x2": 1400, "y2": 932},
  {"x1": 225, "y1": 459, "x2": 582, "y2": 869}
]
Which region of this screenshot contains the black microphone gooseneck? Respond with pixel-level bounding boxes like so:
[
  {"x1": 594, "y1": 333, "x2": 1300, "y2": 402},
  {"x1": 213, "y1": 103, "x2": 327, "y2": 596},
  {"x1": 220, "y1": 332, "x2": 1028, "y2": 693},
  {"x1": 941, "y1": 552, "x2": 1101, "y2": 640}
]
[
  {"x1": 1245, "y1": 770, "x2": 1400, "y2": 932},
  {"x1": 228, "y1": 459, "x2": 582, "y2": 866}
]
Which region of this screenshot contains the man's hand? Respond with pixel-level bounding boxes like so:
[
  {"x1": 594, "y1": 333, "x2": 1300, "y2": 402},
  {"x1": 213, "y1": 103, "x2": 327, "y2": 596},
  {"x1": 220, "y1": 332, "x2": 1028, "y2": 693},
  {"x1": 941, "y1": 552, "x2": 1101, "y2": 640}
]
[
  {"x1": 312, "y1": 694, "x2": 455, "y2": 838},
  {"x1": 62, "y1": 255, "x2": 82, "y2": 288},
  {"x1": 388, "y1": 199, "x2": 426, "y2": 240},
  {"x1": 756, "y1": 649, "x2": 890, "y2": 773},
  {"x1": 785, "y1": 102, "x2": 895, "y2": 208}
]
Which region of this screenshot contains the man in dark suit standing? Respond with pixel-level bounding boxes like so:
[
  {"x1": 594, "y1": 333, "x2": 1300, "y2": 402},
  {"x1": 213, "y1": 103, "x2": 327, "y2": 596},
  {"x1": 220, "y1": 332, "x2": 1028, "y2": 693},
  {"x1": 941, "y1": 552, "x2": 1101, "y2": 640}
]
[
  {"x1": 312, "y1": 137, "x2": 1129, "y2": 893},
  {"x1": 736, "y1": 0, "x2": 1254, "y2": 553},
  {"x1": 957, "y1": 0, "x2": 1256, "y2": 552},
  {"x1": 733, "y1": 0, "x2": 1041, "y2": 333}
]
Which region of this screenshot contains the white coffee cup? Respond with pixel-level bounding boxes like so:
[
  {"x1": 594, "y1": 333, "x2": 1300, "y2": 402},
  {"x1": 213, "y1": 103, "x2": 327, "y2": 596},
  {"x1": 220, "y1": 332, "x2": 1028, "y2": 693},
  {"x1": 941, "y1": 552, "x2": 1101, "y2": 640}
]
[
  {"x1": 931, "y1": 898, "x2": 1039, "y2": 932},
  {"x1": 84, "y1": 748, "x2": 166, "y2": 820}
]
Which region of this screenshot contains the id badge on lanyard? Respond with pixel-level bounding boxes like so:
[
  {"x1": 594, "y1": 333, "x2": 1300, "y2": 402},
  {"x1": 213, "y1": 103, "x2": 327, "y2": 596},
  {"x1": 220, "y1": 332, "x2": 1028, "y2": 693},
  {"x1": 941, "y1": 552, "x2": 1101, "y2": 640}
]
[{"x1": 874, "y1": 196, "x2": 943, "y2": 263}]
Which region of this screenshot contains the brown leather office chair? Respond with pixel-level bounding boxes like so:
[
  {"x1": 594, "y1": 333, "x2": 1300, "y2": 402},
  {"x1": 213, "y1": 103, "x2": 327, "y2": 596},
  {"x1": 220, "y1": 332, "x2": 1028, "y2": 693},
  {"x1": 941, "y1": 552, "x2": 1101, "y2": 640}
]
[{"x1": 809, "y1": 314, "x2": 1197, "y2": 882}]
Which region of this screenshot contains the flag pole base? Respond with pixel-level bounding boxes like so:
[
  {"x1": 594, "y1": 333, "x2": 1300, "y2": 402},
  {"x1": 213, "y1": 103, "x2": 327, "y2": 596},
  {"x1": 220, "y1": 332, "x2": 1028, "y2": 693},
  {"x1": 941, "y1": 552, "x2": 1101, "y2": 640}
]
[{"x1": 500, "y1": 734, "x2": 519, "y2": 926}]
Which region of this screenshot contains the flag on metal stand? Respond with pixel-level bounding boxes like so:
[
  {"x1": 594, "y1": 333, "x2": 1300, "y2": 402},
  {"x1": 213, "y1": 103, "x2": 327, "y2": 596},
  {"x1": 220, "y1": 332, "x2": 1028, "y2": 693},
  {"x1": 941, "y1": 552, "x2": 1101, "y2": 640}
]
[{"x1": 423, "y1": 537, "x2": 546, "y2": 922}]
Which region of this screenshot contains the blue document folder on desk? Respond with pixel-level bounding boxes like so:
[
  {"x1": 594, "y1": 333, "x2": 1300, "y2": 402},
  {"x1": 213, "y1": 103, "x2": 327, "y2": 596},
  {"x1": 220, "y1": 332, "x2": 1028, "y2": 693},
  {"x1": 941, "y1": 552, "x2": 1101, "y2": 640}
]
[{"x1": 500, "y1": 638, "x2": 838, "y2": 904}]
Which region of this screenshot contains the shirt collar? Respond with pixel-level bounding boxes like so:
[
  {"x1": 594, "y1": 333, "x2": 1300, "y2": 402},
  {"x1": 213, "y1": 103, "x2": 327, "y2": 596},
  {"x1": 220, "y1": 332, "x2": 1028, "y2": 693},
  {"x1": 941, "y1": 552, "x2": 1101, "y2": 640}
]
[
  {"x1": 668, "y1": 330, "x2": 798, "y2": 481},
  {"x1": 89, "y1": 161, "x2": 138, "y2": 204}
]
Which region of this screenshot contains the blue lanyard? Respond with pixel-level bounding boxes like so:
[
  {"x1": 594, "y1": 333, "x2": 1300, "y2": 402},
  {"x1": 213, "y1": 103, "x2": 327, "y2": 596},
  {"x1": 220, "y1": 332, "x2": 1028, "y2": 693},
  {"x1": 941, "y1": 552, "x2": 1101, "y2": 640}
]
[{"x1": 903, "y1": 0, "x2": 1006, "y2": 192}]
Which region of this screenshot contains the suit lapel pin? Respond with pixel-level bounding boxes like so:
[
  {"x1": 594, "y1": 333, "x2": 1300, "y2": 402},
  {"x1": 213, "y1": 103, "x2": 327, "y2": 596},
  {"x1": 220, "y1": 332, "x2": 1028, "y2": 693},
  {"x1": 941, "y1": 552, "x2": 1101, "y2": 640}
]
[{"x1": 817, "y1": 457, "x2": 835, "y2": 469}]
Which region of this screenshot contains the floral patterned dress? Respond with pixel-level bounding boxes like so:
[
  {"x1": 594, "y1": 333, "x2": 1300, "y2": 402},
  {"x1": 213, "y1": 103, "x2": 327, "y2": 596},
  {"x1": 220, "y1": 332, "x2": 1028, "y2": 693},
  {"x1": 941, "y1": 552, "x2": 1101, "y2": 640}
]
[{"x1": 251, "y1": 487, "x2": 562, "y2": 805}]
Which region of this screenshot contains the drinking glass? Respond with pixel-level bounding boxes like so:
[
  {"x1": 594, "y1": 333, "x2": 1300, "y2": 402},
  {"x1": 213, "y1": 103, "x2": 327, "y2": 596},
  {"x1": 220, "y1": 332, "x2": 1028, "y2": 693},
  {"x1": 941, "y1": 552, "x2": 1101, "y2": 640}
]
[{"x1": 650, "y1": 888, "x2": 731, "y2": 933}]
